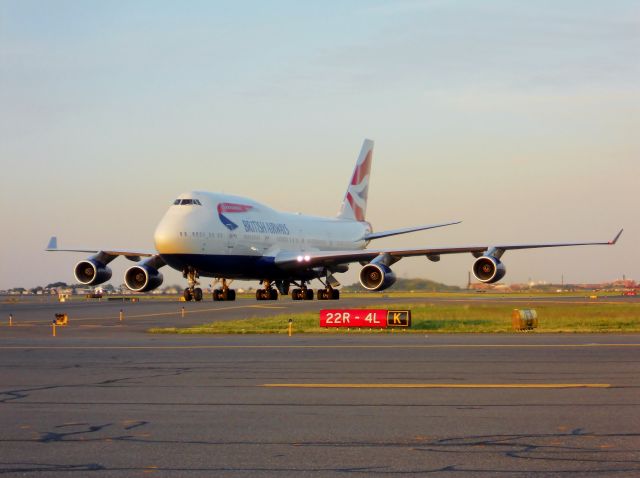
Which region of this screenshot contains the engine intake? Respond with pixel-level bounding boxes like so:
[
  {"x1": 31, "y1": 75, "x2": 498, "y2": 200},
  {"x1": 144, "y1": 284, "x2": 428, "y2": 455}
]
[
  {"x1": 472, "y1": 256, "x2": 506, "y2": 283},
  {"x1": 74, "y1": 260, "x2": 112, "y2": 286},
  {"x1": 124, "y1": 265, "x2": 164, "y2": 292},
  {"x1": 359, "y1": 263, "x2": 397, "y2": 291}
]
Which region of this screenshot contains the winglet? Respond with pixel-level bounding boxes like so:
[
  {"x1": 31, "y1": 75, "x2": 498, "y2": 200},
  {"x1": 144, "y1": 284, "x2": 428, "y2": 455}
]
[
  {"x1": 609, "y1": 229, "x2": 623, "y2": 245},
  {"x1": 46, "y1": 236, "x2": 58, "y2": 251}
]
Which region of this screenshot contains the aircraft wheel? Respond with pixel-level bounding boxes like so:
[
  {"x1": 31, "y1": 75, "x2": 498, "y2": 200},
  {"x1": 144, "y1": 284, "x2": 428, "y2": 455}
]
[
  {"x1": 317, "y1": 289, "x2": 326, "y2": 300},
  {"x1": 269, "y1": 289, "x2": 278, "y2": 300},
  {"x1": 291, "y1": 288, "x2": 301, "y2": 300},
  {"x1": 331, "y1": 289, "x2": 340, "y2": 300},
  {"x1": 183, "y1": 288, "x2": 193, "y2": 301},
  {"x1": 226, "y1": 289, "x2": 236, "y2": 301},
  {"x1": 193, "y1": 288, "x2": 203, "y2": 302},
  {"x1": 256, "y1": 289, "x2": 264, "y2": 300},
  {"x1": 213, "y1": 289, "x2": 222, "y2": 301},
  {"x1": 304, "y1": 289, "x2": 314, "y2": 301}
]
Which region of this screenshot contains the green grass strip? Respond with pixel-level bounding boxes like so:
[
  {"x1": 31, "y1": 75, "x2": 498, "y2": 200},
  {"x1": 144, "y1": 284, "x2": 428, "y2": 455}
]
[{"x1": 149, "y1": 302, "x2": 640, "y2": 334}]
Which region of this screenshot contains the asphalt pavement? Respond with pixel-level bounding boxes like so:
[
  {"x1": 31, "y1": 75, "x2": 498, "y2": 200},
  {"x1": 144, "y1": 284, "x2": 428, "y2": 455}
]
[{"x1": 0, "y1": 296, "x2": 639, "y2": 476}]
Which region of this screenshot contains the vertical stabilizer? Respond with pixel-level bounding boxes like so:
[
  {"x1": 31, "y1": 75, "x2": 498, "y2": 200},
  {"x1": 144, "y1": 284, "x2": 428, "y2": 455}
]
[{"x1": 337, "y1": 139, "x2": 374, "y2": 222}]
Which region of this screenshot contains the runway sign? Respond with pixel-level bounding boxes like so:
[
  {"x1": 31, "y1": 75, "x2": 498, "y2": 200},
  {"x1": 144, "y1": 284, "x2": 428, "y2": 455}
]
[{"x1": 320, "y1": 309, "x2": 411, "y2": 328}]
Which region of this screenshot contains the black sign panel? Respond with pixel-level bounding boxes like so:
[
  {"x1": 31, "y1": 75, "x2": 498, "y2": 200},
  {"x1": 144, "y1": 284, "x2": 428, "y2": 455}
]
[{"x1": 386, "y1": 310, "x2": 411, "y2": 327}]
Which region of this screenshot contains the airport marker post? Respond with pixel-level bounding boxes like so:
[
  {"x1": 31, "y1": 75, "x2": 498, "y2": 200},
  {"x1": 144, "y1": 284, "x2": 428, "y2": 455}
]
[
  {"x1": 288, "y1": 318, "x2": 293, "y2": 337},
  {"x1": 119, "y1": 309, "x2": 123, "y2": 322},
  {"x1": 52, "y1": 321, "x2": 56, "y2": 337}
]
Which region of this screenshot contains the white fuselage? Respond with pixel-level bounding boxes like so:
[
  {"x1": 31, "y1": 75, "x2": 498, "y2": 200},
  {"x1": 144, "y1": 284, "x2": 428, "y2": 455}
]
[{"x1": 153, "y1": 191, "x2": 370, "y2": 280}]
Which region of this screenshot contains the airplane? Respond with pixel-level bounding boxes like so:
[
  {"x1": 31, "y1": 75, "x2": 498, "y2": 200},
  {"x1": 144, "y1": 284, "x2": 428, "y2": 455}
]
[{"x1": 47, "y1": 139, "x2": 622, "y2": 302}]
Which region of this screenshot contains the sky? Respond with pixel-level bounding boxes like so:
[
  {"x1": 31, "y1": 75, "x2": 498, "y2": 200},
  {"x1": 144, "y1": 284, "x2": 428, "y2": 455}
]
[{"x1": 1, "y1": 0, "x2": 638, "y2": 290}]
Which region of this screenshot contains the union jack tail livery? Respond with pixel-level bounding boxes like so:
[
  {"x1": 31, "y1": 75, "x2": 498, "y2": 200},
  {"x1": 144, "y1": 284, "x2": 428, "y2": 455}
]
[{"x1": 338, "y1": 139, "x2": 374, "y2": 222}]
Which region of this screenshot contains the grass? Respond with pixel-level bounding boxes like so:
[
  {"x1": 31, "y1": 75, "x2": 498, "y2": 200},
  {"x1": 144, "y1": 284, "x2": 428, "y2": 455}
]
[{"x1": 148, "y1": 302, "x2": 640, "y2": 334}]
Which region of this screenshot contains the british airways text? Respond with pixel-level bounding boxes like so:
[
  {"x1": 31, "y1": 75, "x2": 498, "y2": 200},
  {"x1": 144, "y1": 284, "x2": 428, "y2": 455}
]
[{"x1": 242, "y1": 220, "x2": 290, "y2": 235}]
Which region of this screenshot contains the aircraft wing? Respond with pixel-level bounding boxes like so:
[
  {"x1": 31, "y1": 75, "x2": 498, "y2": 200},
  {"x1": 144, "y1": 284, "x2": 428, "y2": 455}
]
[
  {"x1": 274, "y1": 229, "x2": 623, "y2": 270},
  {"x1": 46, "y1": 236, "x2": 156, "y2": 261},
  {"x1": 363, "y1": 221, "x2": 461, "y2": 240}
]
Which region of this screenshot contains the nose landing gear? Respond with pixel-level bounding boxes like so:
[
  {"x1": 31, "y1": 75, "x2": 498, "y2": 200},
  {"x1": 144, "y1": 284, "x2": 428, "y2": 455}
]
[{"x1": 183, "y1": 267, "x2": 203, "y2": 302}]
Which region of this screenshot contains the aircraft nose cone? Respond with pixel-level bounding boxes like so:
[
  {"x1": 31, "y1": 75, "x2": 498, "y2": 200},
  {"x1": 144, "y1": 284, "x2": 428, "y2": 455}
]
[{"x1": 154, "y1": 219, "x2": 179, "y2": 254}]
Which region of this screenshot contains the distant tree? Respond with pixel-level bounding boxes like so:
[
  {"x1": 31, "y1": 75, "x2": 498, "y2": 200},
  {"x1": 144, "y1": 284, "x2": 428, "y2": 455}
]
[
  {"x1": 46, "y1": 282, "x2": 68, "y2": 289},
  {"x1": 343, "y1": 277, "x2": 461, "y2": 293}
]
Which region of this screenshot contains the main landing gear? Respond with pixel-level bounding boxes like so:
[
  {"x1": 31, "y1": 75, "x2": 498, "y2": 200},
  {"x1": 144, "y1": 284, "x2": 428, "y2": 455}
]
[
  {"x1": 290, "y1": 281, "x2": 314, "y2": 301},
  {"x1": 317, "y1": 286, "x2": 339, "y2": 300},
  {"x1": 256, "y1": 280, "x2": 278, "y2": 300},
  {"x1": 183, "y1": 267, "x2": 203, "y2": 302},
  {"x1": 254, "y1": 279, "x2": 340, "y2": 301},
  {"x1": 212, "y1": 278, "x2": 236, "y2": 301}
]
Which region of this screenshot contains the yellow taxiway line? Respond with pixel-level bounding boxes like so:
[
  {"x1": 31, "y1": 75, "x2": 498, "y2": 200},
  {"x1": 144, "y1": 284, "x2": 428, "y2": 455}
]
[
  {"x1": 0, "y1": 343, "x2": 637, "y2": 350},
  {"x1": 261, "y1": 383, "x2": 611, "y2": 389}
]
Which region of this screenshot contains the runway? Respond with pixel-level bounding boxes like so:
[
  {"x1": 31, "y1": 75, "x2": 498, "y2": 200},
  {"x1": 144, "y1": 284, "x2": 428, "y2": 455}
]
[{"x1": 1, "y1": 297, "x2": 639, "y2": 476}]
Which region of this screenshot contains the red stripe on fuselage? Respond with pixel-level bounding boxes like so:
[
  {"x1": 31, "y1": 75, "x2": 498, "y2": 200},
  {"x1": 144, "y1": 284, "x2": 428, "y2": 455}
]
[{"x1": 217, "y1": 203, "x2": 253, "y2": 214}]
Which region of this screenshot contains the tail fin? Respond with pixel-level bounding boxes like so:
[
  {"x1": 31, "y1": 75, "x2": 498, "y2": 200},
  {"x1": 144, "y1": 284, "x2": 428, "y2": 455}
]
[{"x1": 337, "y1": 139, "x2": 374, "y2": 222}]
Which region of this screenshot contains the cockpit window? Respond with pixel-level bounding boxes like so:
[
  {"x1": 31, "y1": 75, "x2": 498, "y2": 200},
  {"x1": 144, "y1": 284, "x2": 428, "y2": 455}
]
[{"x1": 174, "y1": 199, "x2": 202, "y2": 206}]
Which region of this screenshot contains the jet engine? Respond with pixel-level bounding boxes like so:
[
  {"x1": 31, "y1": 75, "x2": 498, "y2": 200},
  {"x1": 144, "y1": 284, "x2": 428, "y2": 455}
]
[
  {"x1": 124, "y1": 265, "x2": 164, "y2": 292},
  {"x1": 74, "y1": 260, "x2": 112, "y2": 286},
  {"x1": 359, "y1": 263, "x2": 397, "y2": 291},
  {"x1": 472, "y1": 256, "x2": 506, "y2": 283}
]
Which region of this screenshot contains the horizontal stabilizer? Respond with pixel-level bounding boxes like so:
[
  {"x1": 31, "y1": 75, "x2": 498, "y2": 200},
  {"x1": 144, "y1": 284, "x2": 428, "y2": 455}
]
[{"x1": 363, "y1": 221, "x2": 461, "y2": 241}]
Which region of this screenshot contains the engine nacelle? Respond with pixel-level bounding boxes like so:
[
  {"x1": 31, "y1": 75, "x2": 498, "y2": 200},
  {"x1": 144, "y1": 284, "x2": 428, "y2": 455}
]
[
  {"x1": 124, "y1": 265, "x2": 164, "y2": 292},
  {"x1": 359, "y1": 263, "x2": 397, "y2": 291},
  {"x1": 74, "y1": 260, "x2": 112, "y2": 286},
  {"x1": 472, "y1": 256, "x2": 507, "y2": 283}
]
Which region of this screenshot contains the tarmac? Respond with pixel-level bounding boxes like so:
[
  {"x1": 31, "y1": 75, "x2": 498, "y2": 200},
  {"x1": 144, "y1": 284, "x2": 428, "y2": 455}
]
[{"x1": 1, "y1": 295, "x2": 639, "y2": 476}]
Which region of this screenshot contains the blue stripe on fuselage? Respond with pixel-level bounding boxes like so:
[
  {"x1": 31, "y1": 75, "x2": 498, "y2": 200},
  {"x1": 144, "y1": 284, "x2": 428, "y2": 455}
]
[{"x1": 160, "y1": 253, "x2": 314, "y2": 280}]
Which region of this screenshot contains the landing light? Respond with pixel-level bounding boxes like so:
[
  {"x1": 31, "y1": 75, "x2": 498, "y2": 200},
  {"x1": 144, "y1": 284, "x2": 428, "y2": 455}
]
[
  {"x1": 297, "y1": 256, "x2": 303, "y2": 262},
  {"x1": 304, "y1": 255, "x2": 310, "y2": 262}
]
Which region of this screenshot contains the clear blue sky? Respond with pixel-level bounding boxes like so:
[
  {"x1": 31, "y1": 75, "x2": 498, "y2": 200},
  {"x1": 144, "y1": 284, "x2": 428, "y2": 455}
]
[{"x1": 1, "y1": 0, "x2": 638, "y2": 289}]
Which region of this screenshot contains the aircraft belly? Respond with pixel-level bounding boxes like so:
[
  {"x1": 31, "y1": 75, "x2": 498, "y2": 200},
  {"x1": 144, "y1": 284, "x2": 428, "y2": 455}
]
[{"x1": 160, "y1": 253, "x2": 304, "y2": 280}]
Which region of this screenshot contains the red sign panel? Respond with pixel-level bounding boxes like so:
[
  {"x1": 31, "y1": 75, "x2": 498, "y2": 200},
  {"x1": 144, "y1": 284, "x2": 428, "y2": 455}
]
[{"x1": 320, "y1": 309, "x2": 388, "y2": 328}]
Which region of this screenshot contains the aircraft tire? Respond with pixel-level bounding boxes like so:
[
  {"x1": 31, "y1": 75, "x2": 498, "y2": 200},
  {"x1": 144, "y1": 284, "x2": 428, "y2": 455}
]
[
  {"x1": 331, "y1": 289, "x2": 340, "y2": 300},
  {"x1": 212, "y1": 289, "x2": 222, "y2": 301},
  {"x1": 317, "y1": 289, "x2": 326, "y2": 300},
  {"x1": 226, "y1": 289, "x2": 236, "y2": 301},
  {"x1": 291, "y1": 288, "x2": 301, "y2": 300},
  {"x1": 193, "y1": 288, "x2": 203, "y2": 302},
  {"x1": 304, "y1": 289, "x2": 314, "y2": 301},
  {"x1": 269, "y1": 289, "x2": 278, "y2": 300},
  {"x1": 183, "y1": 289, "x2": 193, "y2": 302}
]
